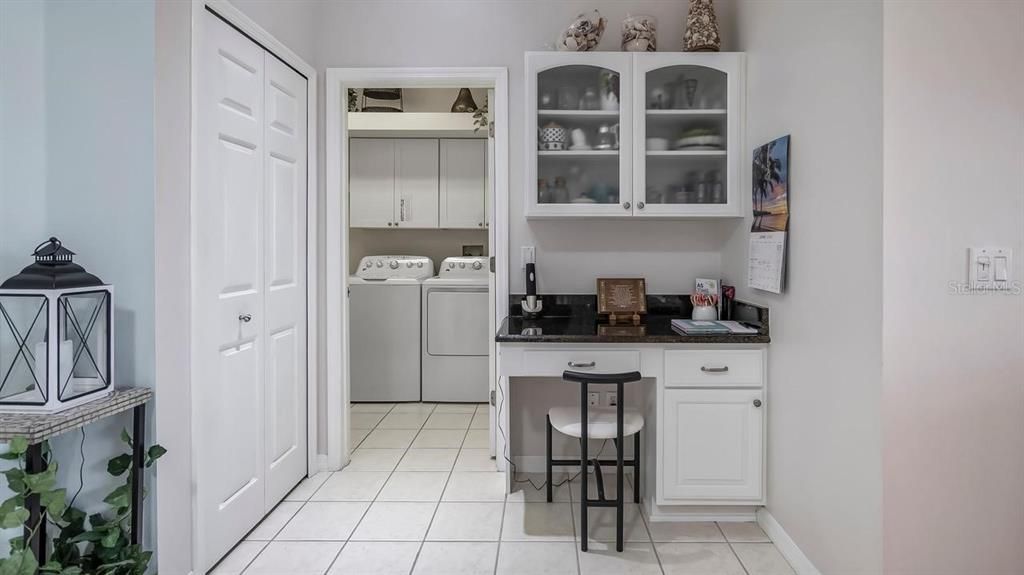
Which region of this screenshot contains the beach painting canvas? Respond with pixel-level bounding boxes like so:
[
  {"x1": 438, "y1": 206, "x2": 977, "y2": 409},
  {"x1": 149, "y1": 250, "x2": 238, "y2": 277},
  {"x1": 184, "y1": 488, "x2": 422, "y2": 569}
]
[{"x1": 752, "y1": 135, "x2": 790, "y2": 232}]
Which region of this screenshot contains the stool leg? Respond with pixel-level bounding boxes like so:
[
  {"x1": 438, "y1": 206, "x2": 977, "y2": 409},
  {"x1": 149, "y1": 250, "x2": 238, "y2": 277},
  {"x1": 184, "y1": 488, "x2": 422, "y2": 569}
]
[
  {"x1": 634, "y1": 430, "x2": 641, "y2": 504},
  {"x1": 546, "y1": 415, "x2": 553, "y2": 503},
  {"x1": 580, "y1": 382, "x2": 588, "y2": 552},
  {"x1": 616, "y1": 381, "x2": 624, "y2": 552}
]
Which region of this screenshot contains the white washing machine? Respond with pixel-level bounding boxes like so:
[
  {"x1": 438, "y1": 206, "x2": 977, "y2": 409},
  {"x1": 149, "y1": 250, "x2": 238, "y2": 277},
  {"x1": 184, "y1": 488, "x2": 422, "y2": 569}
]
[
  {"x1": 349, "y1": 255, "x2": 434, "y2": 402},
  {"x1": 421, "y1": 256, "x2": 490, "y2": 403}
]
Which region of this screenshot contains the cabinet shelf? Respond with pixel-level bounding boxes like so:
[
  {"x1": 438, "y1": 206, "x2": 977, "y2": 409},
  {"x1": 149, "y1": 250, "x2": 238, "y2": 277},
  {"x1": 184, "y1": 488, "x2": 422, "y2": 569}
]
[
  {"x1": 646, "y1": 150, "x2": 727, "y2": 157},
  {"x1": 538, "y1": 150, "x2": 619, "y2": 157},
  {"x1": 646, "y1": 109, "x2": 727, "y2": 117},
  {"x1": 538, "y1": 109, "x2": 619, "y2": 118}
]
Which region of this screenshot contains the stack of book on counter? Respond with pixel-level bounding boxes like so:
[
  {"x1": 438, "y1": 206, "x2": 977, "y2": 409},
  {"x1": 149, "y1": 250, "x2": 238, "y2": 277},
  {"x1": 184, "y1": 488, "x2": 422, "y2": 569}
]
[{"x1": 671, "y1": 319, "x2": 759, "y2": 335}]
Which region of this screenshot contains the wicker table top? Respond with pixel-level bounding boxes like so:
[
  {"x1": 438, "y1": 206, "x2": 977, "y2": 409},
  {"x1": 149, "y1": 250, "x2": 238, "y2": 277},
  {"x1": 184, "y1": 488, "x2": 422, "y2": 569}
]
[{"x1": 0, "y1": 388, "x2": 153, "y2": 443}]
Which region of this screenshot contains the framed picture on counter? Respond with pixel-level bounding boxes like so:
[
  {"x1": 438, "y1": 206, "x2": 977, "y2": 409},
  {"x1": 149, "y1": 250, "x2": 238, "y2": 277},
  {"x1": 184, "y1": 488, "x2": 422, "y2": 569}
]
[{"x1": 597, "y1": 278, "x2": 647, "y2": 324}]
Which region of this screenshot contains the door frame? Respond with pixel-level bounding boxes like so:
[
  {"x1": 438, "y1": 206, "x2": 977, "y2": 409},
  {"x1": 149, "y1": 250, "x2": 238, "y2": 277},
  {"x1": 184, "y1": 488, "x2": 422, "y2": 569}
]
[
  {"x1": 155, "y1": 2, "x2": 317, "y2": 572},
  {"x1": 325, "y1": 67, "x2": 509, "y2": 469}
]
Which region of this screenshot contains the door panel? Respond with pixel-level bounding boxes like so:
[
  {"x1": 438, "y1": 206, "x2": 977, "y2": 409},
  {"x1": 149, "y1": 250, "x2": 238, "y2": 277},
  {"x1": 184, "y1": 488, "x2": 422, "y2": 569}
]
[
  {"x1": 661, "y1": 388, "x2": 763, "y2": 501},
  {"x1": 440, "y1": 139, "x2": 486, "y2": 228},
  {"x1": 396, "y1": 139, "x2": 439, "y2": 228},
  {"x1": 426, "y1": 289, "x2": 489, "y2": 355},
  {"x1": 196, "y1": 12, "x2": 266, "y2": 571},
  {"x1": 350, "y1": 139, "x2": 396, "y2": 227},
  {"x1": 263, "y1": 53, "x2": 307, "y2": 507}
]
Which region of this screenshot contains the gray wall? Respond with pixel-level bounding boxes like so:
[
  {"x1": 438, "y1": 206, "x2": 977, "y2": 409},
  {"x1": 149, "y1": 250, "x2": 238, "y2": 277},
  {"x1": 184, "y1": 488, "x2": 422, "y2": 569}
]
[
  {"x1": 0, "y1": 0, "x2": 157, "y2": 557},
  {"x1": 883, "y1": 2, "x2": 1024, "y2": 572},
  {"x1": 719, "y1": 1, "x2": 884, "y2": 573}
]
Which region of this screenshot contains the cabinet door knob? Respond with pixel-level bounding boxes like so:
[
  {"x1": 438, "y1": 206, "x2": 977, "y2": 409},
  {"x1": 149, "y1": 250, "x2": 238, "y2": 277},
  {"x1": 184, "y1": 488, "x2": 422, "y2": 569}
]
[
  {"x1": 387, "y1": 222, "x2": 393, "y2": 227},
  {"x1": 478, "y1": 222, "x2": 483, "y2": 227},
  {"x1": 638, "y1": 202, "x2": 645, "y2": 209},
  {"x1": 753, "y1": 399, "x2": 762, "y2": 408},
  {"x1": 238, "y1": 314, "x2": 252, "y2": 323},
  {"x1": 623, "y1": 202, "x2": 631, "y2": 210}
]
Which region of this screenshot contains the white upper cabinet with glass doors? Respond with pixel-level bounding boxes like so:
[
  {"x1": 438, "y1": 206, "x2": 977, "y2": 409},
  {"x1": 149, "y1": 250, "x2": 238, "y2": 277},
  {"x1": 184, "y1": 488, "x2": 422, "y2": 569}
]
[
  {"x1": 525, "y1": 51, "x2": 744, "y2": 219},
  {"x1": 633, "y1": 52, "x2": 744, "y2": 217},
  {"x1": 525, "y1": 52, "x2": 633, "y2": 218}
]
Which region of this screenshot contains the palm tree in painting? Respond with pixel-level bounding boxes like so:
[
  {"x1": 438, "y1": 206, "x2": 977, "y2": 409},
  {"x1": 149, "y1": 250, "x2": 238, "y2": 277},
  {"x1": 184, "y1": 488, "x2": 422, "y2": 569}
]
[{"x1": 752, "y1": 140, "x2": 782, "y2": 228}]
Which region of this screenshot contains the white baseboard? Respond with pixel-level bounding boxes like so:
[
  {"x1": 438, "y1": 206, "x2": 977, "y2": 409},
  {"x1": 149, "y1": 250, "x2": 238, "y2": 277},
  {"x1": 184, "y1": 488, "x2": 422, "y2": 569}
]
[
  {"x1": 643, "y1": 500, "x2": 758, "y2": 523},
  {"x1": 757, "y1": 509, "x2": 821, "y2": 575}
]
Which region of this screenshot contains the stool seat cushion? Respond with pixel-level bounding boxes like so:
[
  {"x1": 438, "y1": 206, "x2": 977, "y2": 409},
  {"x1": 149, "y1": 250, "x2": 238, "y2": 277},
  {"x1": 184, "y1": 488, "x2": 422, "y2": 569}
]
[{"x1": 548, "y1": 406, "x2": 645, "y2": 440}]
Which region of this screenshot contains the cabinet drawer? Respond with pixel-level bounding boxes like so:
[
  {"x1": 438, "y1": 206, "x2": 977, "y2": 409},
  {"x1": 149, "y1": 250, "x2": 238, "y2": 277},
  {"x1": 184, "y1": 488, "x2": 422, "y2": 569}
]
[
  {"x1": 664, "y1": 350, "x2": 763, "y2": 387},
  {"x1": 521, "y1": 350, "x2": 641, "y2": 378}
]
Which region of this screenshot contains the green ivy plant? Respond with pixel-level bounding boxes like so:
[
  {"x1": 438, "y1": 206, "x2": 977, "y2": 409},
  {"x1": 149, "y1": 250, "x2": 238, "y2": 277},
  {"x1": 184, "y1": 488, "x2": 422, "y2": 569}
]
[{"x1": 0, "y1": 432, "x2": 165, "y2": 575}]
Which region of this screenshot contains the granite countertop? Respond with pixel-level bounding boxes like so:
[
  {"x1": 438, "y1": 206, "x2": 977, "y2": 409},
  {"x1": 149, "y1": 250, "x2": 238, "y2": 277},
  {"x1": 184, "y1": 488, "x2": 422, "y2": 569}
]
[{"x1": 495, "y1": 295, "x2": 770, "y2": 344}]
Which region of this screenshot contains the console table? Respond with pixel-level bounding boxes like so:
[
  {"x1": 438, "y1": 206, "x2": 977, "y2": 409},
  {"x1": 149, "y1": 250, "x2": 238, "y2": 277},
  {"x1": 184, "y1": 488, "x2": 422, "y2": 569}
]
[{"x1": 0, "y1": 388, "x2": 153, "y2": 562}]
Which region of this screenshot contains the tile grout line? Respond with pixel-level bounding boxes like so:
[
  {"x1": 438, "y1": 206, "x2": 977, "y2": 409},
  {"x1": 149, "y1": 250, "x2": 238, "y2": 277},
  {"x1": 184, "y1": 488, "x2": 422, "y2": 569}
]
[
  {"x1": 323, "y1": 403, "x2": 401, "y2": 574},
  {"x1": 718, "y1": 521, "x2": 752, "y2": 575},
  {"x1": 635, "y1": 497, "x2": 667, "y2": 575},
  {"x1": 408, "y1": 404, "x2": 459, "y2": 575}
]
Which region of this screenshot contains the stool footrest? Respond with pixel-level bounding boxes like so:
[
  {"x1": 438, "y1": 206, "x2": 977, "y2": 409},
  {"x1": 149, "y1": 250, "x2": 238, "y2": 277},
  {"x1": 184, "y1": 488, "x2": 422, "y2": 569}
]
[
  {"x1": 583, "y1": 499, "x2": 620, "y2": 508},
  {"x1": 550, "y1": 458, "x2": 638, "y2": 467}
]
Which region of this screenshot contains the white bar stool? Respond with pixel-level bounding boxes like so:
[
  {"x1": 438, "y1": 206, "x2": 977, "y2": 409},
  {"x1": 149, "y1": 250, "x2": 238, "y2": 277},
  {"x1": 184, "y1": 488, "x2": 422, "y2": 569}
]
[{"x1": 546, "y1": 369, "x2": 644, "y2": 552}]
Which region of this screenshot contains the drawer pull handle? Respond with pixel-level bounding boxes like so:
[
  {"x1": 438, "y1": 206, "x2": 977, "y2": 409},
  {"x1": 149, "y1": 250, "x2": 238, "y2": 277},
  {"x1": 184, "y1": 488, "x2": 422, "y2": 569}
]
[
  {"x1": 568, "y1": 361, "x2": 596, "y2": 368},
  {"x1": 238, "y1": 314, "x2": 253, "y2": 323},
  {"x1": 700, "y1": 366, "x2": 729, "y2": 373}
]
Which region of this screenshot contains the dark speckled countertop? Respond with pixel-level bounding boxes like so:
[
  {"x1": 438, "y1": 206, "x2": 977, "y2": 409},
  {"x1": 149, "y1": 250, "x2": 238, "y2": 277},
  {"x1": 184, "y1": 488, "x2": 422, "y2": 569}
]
[{"x1": 496, "y1": 295, "x2": 770, "y2": 344}]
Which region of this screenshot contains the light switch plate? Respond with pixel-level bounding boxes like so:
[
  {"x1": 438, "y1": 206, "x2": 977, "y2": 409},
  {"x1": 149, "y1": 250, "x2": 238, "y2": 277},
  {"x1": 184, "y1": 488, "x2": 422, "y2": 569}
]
[{"x1": 969, "y1": 247, "x2": 1013, "y2": 291}]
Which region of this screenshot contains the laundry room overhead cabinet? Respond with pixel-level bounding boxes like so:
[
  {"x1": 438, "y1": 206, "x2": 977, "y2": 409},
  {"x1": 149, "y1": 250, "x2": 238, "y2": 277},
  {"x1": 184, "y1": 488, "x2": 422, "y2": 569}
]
[{"x1": 349, "y1": 138, "x2": 487, "y2": 229}]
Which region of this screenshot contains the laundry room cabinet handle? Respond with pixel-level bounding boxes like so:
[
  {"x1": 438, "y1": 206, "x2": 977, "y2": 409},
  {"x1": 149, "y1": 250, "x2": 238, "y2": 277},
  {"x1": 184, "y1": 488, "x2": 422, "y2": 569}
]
[
  {"x1": 568, "y1": 361, "x2": 596, "y2": 368},
  {"x1": 400, "y1": 198, "x2": 406, "y2": 221},
  {"x1": 238, "y1": 314, "x2": 252, "y2": 323}
]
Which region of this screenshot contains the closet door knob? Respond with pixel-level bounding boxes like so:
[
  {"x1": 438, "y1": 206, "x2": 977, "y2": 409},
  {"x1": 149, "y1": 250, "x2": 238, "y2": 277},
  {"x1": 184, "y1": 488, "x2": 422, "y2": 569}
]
[
  {"x1": 238, "y1": 314, "x2": 252, "y2": 323},
  {"x1": 753, "y1": 399, "x2": 762, "y2": 408}
]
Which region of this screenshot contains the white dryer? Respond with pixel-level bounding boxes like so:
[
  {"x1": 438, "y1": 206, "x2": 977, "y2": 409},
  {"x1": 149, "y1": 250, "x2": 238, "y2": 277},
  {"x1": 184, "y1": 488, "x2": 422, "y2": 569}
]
[
  {"x1": 421, "y1": 256, "x2": 490, "y2": 403},
  {"x1": 350, "y1": 255, "x2": 434, "y2": 402}
]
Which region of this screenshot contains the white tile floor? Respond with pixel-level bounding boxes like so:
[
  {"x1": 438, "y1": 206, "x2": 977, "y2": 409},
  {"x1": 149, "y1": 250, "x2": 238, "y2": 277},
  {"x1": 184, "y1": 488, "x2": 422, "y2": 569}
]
[{"x1": 211, "y1": 402, "x2": 796, "y2": 575}]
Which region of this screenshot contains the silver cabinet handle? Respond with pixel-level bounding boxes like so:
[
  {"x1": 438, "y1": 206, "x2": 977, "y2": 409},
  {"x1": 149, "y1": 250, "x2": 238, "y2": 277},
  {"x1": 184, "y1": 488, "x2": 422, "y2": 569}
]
[
  {"x1": 753, "y1": 399, "x2": 762, "y2": 408},
  {"x1": 622, "y1": 202, "x2": 631, "y2": 210},
  {"x1": 567, "y1": 361, "x2": 596, "y2": 368},
  {"x1": 238, "y1": 314, "x2": 252, "y2": 323},
  {"x1": 700, "y1": 366, "x2": 729, "y2": 373},
  {"x1": 400, "y1": 198, "x2": 406, "y2": 221},
  {"x1": 638, "y1": 201, "x2": 645, "y2": 209}
]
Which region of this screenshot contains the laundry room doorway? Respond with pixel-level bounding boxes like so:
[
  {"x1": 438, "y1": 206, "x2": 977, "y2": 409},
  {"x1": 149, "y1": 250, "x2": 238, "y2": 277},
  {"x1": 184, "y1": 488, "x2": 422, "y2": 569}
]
[{"x1": 325, "y1": 68, "x2": 509, "y2": 472}]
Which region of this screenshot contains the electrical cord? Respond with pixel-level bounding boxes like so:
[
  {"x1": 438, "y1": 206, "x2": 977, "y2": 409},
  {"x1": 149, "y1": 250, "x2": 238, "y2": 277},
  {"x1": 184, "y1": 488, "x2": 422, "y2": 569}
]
[
  {"x1": 69, "y1": 427, "x2": 86, "y2": 508},
  {"x1": 496, "y1": 378, "x2": 611, "y2": 493}
]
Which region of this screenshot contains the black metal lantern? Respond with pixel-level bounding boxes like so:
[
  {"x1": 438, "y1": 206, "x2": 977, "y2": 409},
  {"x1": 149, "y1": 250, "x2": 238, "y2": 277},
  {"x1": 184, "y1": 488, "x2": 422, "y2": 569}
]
[{"x1": 0, "y1": 238, "x2": 113, "y2": 412}]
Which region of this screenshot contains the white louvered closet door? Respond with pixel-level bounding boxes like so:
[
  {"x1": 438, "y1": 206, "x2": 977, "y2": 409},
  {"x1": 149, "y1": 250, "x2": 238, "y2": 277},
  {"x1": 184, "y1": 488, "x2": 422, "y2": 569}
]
[{"x1": 195, "y1": 11, "x2": 307, "y2": 572}]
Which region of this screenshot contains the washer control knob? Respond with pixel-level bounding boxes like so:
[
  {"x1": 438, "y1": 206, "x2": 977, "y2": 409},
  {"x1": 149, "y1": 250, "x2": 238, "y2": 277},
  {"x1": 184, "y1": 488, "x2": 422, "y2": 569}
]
[
  {"x1": 389, "y1": 261, "x2": 399, "y2": 269},
  {"x1": 376, "y1": 261, "x2": 384, "y2": 268},
  {"x1": 417, "y1": 262, "x2": 424, "y2": 268},
  {"x1": 406, "y1": 262, "x2": 413, "y2": 268},
  {"x1": 472, "y1": 261, "x2": 483, "y2": 270},
  {"x1": 459, "y1": 262, "x2": 466, "y2": 269}
]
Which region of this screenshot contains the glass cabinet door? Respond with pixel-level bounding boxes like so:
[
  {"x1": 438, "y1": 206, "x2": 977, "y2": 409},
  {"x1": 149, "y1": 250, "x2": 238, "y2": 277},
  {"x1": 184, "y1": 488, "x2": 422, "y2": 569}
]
[
  {"x1": 526, "y1": 53, "x2": 632, "y2": 217},
  {"x1": 633, "y1": 53, "x2": 743, "y2": 216}
]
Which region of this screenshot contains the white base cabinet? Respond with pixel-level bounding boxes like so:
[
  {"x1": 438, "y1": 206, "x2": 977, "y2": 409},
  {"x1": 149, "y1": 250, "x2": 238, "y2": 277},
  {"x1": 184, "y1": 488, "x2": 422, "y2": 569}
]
[
  {"x1": 657, "y1": 349, "x2": 766, "y2": 506},
  {"x1": 660, "y1": 388, "x2": 764, "y2": 502}
]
